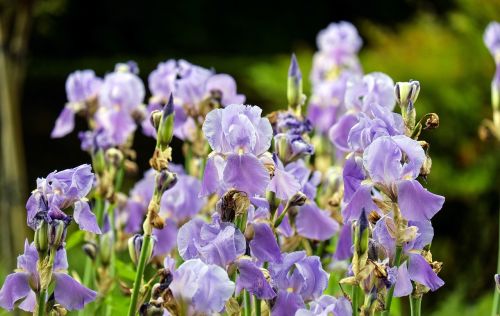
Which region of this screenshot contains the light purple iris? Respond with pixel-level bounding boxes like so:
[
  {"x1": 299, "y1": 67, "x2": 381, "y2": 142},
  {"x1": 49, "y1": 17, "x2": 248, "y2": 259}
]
[
  {"x1": 307, "y1": 74, "x2": 349, "y2": 134},
  {"x1": 94, "y1": 108, "x2": 137, "y2": 147},
  {"x1": 347, "y1": 103, "x2": 404, "y2": 152},
  {"x1": 201, "y1": 104, "x2": 273, "y2": 196},
  {"x1": 296, "y1": 295, "x2": 352, "y2": 316},
  {"x1": 25, "y1": 164, "x2": 100, "y2": 234},
  {"x1": 484, "y1": 22, "x2": 500, "y2": 60},
  {"x1": 269, "y1": 251, "x2": 329, "y2": 314},
  {"x1": 311, "y1": 21, "x2": 363, "y2": 85},
  {"x1": 235, "y1": 258, "x2": 276, "y2": 299},
  {"x1": 0, "y1": 241, "x2": 96, "y2": 312},
  {"x1": 51, "y1": 70, "x2": 103, "y2": 138},
  {"x1": 344, "y1": 72, "x2": 395, "y2": 113},
  {"x1": 373, "y1": 217, "x2": 444, "y2": 295},
  {"x1": 98, "y1": 70, "x2": 145, "y2": 112},
  {"x1": 343, "y1": 135, "x2": 444, "y2": 222},
  {"x1": 169, "y1": 258, "x2": 234, "y2": 315},
  {"x1": 177, "y1": 214, "x2": 246, "y2": 267}
]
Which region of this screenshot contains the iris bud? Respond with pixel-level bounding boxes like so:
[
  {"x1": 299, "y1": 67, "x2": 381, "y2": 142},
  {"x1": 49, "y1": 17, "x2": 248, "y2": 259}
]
[
  {"x1": 157, "y1": 94, "x2": 175, "y2": 150},
  {"x1": 289, "y1": 191, "x2": 307, "y2": 207},
  {"x1": 395, "y1": 80, "x2": 420, "y2": 108},
  {"x1": 495, "y1": 274, "x2": 500, "y2": 292},
  {"x1": 82, "y1": 242, "x2": 97, "y2": 261},
  {"x1": 48, "y1": 220, "x2": 67, "y2": 249},
  {"x1": 354, "y1": 209, "x2": 369, "y2": 256},
  {"x1": 34, "y1": 220, "x2": 49, "y2": 253},
  {"x1": 99, "y1": 231, "x2": 114, "y2": 266},
  {"x1": 155, "y1": 169, "x2": 177, "y2": 194},
  {"x1": 128, "y1": 234, "x2": 155, "y2": 266},
  {"x1": 287, "y1": 54, "x2": 305, "y2": 114}
]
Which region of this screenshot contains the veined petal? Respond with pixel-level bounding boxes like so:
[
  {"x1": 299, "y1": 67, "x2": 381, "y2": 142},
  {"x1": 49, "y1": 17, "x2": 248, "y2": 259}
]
[
  {"x1": 296, "y1": 203, "x2": 339, "y2": 241},
  {"x1": 393, "y1": 262, "x2": 413, "y2": 297},
  {"x1": 51, "y1": 106, "x2": 76, "y2": 138},
  {"x1": 0, "y1": 272, "x2": 30, "y2": 311},
  {"x1": 342, "y1": 184, "x2": 378, "y2": 222},
  {"x1": 235, "y1": 258, "x2": 276, "y2": 299},
  {"x1": 223, "y1": 153, "x2": 270, "y2": 196},
  {"x1": 73, "y1": 200, "x2": 101, "y2": 234},
  {"x1": 408, "y1": 254, "x2": 444, "y2": 291},
  {"x1": 397, "y1": 180, "x2": 444, "y2": 221},
  {"x1": 249, "y1": 222, "x2": 282, "y2": 263},
  {"x1": 54, "y1": 273, "x2": 97, "y2": 310}
]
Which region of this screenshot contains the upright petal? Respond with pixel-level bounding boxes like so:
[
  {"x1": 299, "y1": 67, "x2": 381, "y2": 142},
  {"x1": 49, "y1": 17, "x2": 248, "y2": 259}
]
[
  {"x1": 223, "y1": 153, "x2": 270, "y2": 196},
  {"x1": 53, "y1": 273, "x2": 97, "y2": 310},
  {"x1": 268, "y1": 164, "x2": 301, "y2": 200},
  {"x1": 177, "y1": 218, "x2": 204, "y2": 260},
  {"x1": 343, "y1": 156, "x2": 365, "y2": 203},
  {"x1": 73, "y1": 201, "x2": 101, "y2": 234},
  {"x1": 363, "y1": 136, "x2": 402, "y2": 185},
  {"x1": 295, "y1": 256, "x2": 330, "y2": 301},
  {"x1": 397, "y1": 180, "x2": 445, "y2": 221},
  {"x1": 0, "y1": 272, "x2": 30, "y2": 311},
  {"x1": 271, "y1": 290, "x2": 305, "y2": 316},
  {"x1": 249, "y1": 222, "x2": 282, "y2": 263},
  {"x1": 200, "y1": 155, "x2": 225, "y2": 196},
  {"x1": 152, "y1": 219, "x2": 178, "y2": 256},
  {"x1": 334, "y1": 223, "x2": 353, "y2": 260},
  {"x1": 342, "y1": 184, "x2": 378, "y2": 222},
  {"x1": 408, "y1": 254, "x2": 444, "y2": 291},
  {"x1": 51, "y1": 107, "x2": 76, "y2": 138},
  {"x1": 296, "y1": 203, "x2": 339, "y2": 241}
]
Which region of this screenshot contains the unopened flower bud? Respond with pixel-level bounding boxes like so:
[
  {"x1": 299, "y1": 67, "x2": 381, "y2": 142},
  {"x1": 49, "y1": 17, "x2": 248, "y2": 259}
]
[
  {"x1": 105, "y1": 148, "x2": 124, "y2": 168},
  {"x1": 99, "y1": 231, "x2": 114, "y2": 266},
  {"x1": 155, "y1": 169, "x2": 177, "y2": 194},
  {"x1": 139, "y1": 302, "x2": 164, "y2": 316},
  {"x1": 157, "y1": 94, "x2": 175, "y2": 150},
  {"x1": 289, "y1": 191, "x2": 307, "y2": 207},
  {"x1": 48, "y1": 220, "x2": 68, "y2": 249},
  {"x1": 128, "y1": 234, "x2": 155, "y2": 266},
  {"x1": 275, "y1": 133, "x2": 314, "y2": 164},
  {"x1": 287, "y1": 54, "x2": 304, "y2": 113},
  {"x1": 34, "y1": 220, "x2": 49, "y2": 253},
  {"x1": 82, "y1": 242, "x2": 97, "y2": 261},
  {"x1": 354, "y1": 209, "x2": 369, "y2": 256},
  {"x1": 92, "y1": 150, "x2": 106, "y2": 175},
  {"x1": 150, "y1": 110, "x2": 162, "y2": 131},
  {"x1": 395, "y1": 80, "x2": 420, "y2": 108},
  {"x1": 494, "y1": 274, "x2": 500, "y2": 292}
]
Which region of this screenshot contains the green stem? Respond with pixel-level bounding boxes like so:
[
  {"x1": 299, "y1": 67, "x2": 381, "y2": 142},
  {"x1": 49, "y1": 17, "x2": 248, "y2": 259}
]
[
  {"x1": 254, "y1": 296, "x2": 261, "y2": 316},
  {"x1": 36, "y1": 289, "x2": 47, "y2": 316},
  {"x1": 244, "y1": 290, "x2": 252, "y2": 316},
  {"x1": 493, "y1": 205, "x2": 500, "y2": 316},
  {"x1": 352, "y1": 285, "x2": 360, "y2": 316},
  {"x1": 127, "y1": 234, "x2": 153, "y2": 316},
  {"x1": 382, "y1": 245, "x2": 403, "y2": 316},
  {"x1": 273, "y1": 201, "x2": 291, "y2": 228},
  {"x1": 410, "y1": 296, "x2": 422, "y2": 316}
]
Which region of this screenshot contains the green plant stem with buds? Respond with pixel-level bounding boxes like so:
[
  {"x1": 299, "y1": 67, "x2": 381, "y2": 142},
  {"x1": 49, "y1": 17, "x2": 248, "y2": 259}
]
[
  {"x1": 352, "y1": 285, "x2": 360, "y2": 316},
  {"x1": 410, "y1": 295, "x2": 422, "y2": 316},
  {"x1": 36, "y1": 248, "x2": 57, "y2": 316},
  {"x1": 382, "y1": 245, "x2": 403, "y2": 316},
  {"x1": 127, "y1": 233, "x2": 153, "y2": 316}
]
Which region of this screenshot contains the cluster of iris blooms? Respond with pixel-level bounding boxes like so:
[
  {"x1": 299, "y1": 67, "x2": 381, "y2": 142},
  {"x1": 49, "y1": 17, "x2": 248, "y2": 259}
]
[{"x1": 0, "y1": 21, "x2": 449, "y2": 316}]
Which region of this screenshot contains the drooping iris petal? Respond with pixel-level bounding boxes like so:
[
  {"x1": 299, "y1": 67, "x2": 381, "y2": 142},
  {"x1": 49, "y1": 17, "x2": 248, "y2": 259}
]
[
  {"x1": 393, "y1": 262, "x2": 413, "y2": 297},
  {"x1": 334, "y1": 223, "x2": 353, "y2": 260},
  {"x1": 65, "y1": 70, "x2": 102, "y2": 103},
  {"x1": 235, "y1": 259, "x2": 276, "y2": 299},
  {"x1": 296, "y1": 203, "x2": 339, "y2": 241},
  {"x1": 196, "y1": 222, "x2": 245, "y2": 267},
  {"x1": 223, "y1": 153, "x2": 270, "y2": 196},
  {"x1": 0, "y1": 272, "x2": 30, "y2": 311},
  {"x1": 53, "y1": 273, "x2": 97, "y2": 310},
  {"x1": 249, "y1": 222, "x2": 282, "y2": 263},
  {"x1": 51, "y1": 106, "x2": 76, "y2": 138},
  {"x1": 73, "y1": 201, "x2": 101, "y2": 234},
  {"x1": 372, "y1": 217, "x2": 396, "y2": 258},
  {"x1": 329, "y1": 113, "x2": 358, "y2": 152},
  {"x1": 397, "y1": 179, "x2": 445, "y2": 222},
  {"x1": 18, "y1": 290, "x2": 36, "y2": 312},
  {"x1": 200, "y1": 155, "x2": 224, "y2": 196},
  {"x1": 95, "y1": 108, "x2": 136, "y2": 146},
  {"x1": 408, "y1": 254, "x2": 444, "y2": 291},
  {"x1": 152, "y1": 218, "x2": 178, "y2": 256},
  {"x1": 99, "y1": 71, "x2": 145, "y2": 112},
  {"x1": 272, "y1": 290, "x2": 305, "y2": 316},
  {"x1": 342, "y1": 184, "x2": 378, "y2": 222},
  {"x1": 410, "y1": 220, "x2": 434, "y2": 250}
]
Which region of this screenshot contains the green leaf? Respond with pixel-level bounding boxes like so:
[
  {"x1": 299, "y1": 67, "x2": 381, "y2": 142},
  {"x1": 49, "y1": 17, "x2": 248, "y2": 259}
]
[
  {"x1": 65, "y1": 230, "x2": 84, "y2": 250},
  {"x1": 115, "y1": 258, "x2": 137, "y2": 281}
]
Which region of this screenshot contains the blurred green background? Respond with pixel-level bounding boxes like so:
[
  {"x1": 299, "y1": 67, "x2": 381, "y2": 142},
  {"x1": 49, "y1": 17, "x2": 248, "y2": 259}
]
[{"x1": 1, "y1": 0, "x2": 500, "y2": 315}]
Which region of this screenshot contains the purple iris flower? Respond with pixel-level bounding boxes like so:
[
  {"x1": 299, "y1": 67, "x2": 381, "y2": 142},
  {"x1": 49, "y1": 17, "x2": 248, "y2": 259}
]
[
  {"x1": 98, "y1": 70, "x2": 145, "y2": 112},
  {"x1": 347, "y1": 103, "x2": 404, "y2": 152},
  {"x1": 235, "y1": 257, "x2": 276, "y2": 299},
  {"x1": 311, "y1": 21, "x2": 363, "y2": 85},
  {"x1": 246, "y1": 207, "x2": 282, "y2": 263},
  {"x1": 78, "y1": 128, "x2": 115, "y2": 153},
  {"x1": 267, "y1": 156, "x2": 301, "y2": 200},
  {"x1": 51, "y1": 70, "x2": 103, "y2": 138},
  {"x1": 373, "y1": 217, "x2": 444, "y2": 295},
  {"x1": 329, "y1": 113, "x2": 359, "y2": 153},
  {"x1": 484, "y1": 22, "x2": 500, "y2": 61},
  {"x1": 344, "y1": 72, "x2": 395, "y2": 113},
  {"x1": 285, "y1": 159, "x2": 321, "y2": 200},
  {"x1": 0, "y1": 241, "x2": 96, "y2": 312},
  {"x1": 201, "y1": 104, "x2": 273, "y2": 196},
  {"x1": 205, "y1": 74, "x2": 246, "y2": 105},
  {"x1": 160, "y1": 173, "x2": 206, "y2": 221},
  {"x1": 307, "y1": 74, "x2": 349, "y2": 134},
  {"x1": 269, "y1": 251, "x2": 329, "y2": 314},
  {"x1": 275, "y1": 112, "x2": 313, "y2": 135},
  {"x1": 343, "y1": 135, "x2": 444, "y2": 222},
  {"x1": 296, "y1": 295, "x2": 352, "y2": 316},
  {"x1": 169, "y1": 259, "x2": 234, "y2": 315},
  {"x1": 94, "y1": 108, "x2": 137, "y2": 147},
  {"x1": 26, "y1": 164, "x2": 100, "y2": 234},
  {"x1": 177, "y1": 214, "x2": 246, "y2": 267}
]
